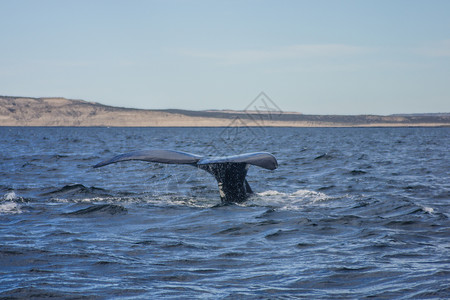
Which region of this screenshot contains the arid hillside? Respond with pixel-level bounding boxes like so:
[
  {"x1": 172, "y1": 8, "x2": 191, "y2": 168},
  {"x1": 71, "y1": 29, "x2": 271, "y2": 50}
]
[
  {"x1": 0, "y1": 96, "x2": 231, "y2": 127},
  {"x1": 1, "y1": 96, "x2": 449, "y2": 127}
]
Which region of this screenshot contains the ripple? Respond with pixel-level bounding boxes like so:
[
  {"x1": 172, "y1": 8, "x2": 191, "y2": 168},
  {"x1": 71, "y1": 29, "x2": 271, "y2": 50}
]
[
  {"x1": 1, "y1": 126, "x2": 448, "y2": 299},
  {"x1": 63, "y1": 204, "x2": 127, "y2": 216}
]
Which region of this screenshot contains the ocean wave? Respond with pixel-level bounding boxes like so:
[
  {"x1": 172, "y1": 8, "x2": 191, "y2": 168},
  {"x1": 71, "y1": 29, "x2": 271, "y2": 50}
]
[
  {"x1": 63, "y1": 204, "x2": 127, "y2": 216},
  {"x1": 141, "y1": 195, "x2": 219, "y2": 208},
  {"x1": 421, "y1": 206, "x2": 435, "y2": 214},
  {"x1": 242, "y1": 189, "x2": 340, "y2": 210},
  {"x1": 0, "y1": 202, "x2": 22, "y2": 214},
  {"x1": 0, "y1": 191, "x2": 24, "y2": 214},
  {"x1": 42, "y1": 187, "x2": 339, "y2": 210},
  {"x1": 3, "y1": 191, "x2": 18, "y2": 201},
  {"x1": 41, "y1": 184, "x2": 111, "y2": 198}
]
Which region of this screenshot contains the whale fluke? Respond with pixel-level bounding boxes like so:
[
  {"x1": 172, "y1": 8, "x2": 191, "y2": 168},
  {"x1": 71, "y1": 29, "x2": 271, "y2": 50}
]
[
  {"x1": 93, "y1": 150, "x2": 203, "y2": 168},
  {"x1": 94, "y1": 149, "x2": 278, "y2": 204}
]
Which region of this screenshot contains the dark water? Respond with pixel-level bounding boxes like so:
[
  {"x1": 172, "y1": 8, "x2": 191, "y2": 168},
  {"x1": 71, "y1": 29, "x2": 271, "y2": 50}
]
[{"x1": 1, "y1": 127, "x2": 449, "y2": 299}]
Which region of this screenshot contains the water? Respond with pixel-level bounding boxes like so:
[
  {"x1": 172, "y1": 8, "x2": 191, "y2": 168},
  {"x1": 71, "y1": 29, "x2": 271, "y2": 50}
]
[{"x1": 0, "y1": 127, "x2": 449, "y2": 299}]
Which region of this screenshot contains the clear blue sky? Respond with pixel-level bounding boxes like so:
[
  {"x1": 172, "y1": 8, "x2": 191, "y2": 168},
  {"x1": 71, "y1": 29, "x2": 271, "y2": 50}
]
[{"x1": 1, "y1": 0, "x2": 449, "y2": 114}]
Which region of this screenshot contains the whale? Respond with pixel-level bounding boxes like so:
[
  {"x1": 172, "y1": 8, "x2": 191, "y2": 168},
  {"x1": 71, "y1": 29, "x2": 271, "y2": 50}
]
[{"x1": 94, "y1": 149, "x2": 278, "y2": 204}]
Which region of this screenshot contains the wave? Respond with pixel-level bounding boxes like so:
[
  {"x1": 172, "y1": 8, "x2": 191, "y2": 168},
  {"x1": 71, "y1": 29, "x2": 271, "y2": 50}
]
[
  {"x1": 41, "y1": 184, "x2": 111, "y2": 198},
  {"x1": 4, "y1": 182, "x2": 441, "y2": 216},
  {"x1": 37, "y1": 184, "x2": 342, "y2": 210},
  {"x1": 421, "y1": 206, "x2": 435, "y2": 214},
  {"x1": 123, "y1": 189, "x2": 340, "y2": 209},
  {"x1": 63, "y1": 204, "x2": 127, "y2": 216},
  {"x1": 1, "y1": 191, "x2": 24, "y2": 214},
  {"x1": 314, "y1": 153, "x2": 333, "y2": 160},
  {"x1": 0, "y1": 201, "x2": 22, "y2": 214},
  {"x1": 3, "y1": 191, "x2": 19, "y2": 201},
  {"x1": 242, "y1": 189, "x2": 341, "y2": 210},
  {"x1": 2, "y1": 187, "x2": 443, "y2": 218}
]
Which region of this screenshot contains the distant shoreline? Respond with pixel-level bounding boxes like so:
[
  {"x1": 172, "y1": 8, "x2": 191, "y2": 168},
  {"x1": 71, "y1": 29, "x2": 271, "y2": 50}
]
[
  {"x1": 1, "y1": 125, "x2": 449, "y2": 128},
  {"x1": 1, "y1": 96, "x2": 449, "y2": 127}
]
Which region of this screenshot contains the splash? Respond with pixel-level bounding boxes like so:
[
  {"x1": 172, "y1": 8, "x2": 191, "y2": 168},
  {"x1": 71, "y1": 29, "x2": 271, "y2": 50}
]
[
  {"x1": 257, "y1": 190, "x2": 285, "y2": 197},
  {"x1": 291, "y1": 189, "x2": 330, "y2": 202},
  {"x1": 0, "y1": 202, "x2": 22, "y2": 214},
  {"x1": 3, "y1": 191, "x2": 17, "y2": 201},
  {"x1": 243, "y1": 189, "x2": 337, "y2": 210},
  {"x1": 48, "y1": 193, "x2": 217, "y2": 209},
  {"x1": 421, "y1": 206, "x2": 435, "y2": 214},
  {"x1": 143, "y1": 195, "x2": 218, "y2": 208},
  {"x1": 1, "y1": 192, "x2": 23, "y2": 214}
]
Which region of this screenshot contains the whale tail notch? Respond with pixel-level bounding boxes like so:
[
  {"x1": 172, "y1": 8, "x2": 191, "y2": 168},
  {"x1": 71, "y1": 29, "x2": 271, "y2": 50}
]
[{"x1": 93, "y1": 150, "x2": 277, "y2": 204}]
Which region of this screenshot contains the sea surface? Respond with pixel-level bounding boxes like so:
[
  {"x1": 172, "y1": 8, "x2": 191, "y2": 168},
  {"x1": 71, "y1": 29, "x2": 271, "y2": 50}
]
[{"x1": 0, "y1": 126, "x2": 449, "y2": 299}]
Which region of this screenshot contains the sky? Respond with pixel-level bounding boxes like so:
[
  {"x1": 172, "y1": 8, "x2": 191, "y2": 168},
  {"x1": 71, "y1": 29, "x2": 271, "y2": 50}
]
[{"x1": 1, "y1": 0, "x2": 449, "y2": 115}]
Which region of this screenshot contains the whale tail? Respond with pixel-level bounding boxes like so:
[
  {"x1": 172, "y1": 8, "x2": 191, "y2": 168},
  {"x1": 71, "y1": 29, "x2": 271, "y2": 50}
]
[
  {"x1": 198, "y1": 163, "x2": 252, "y2": 203},
  {"x1": 93, "y1": 150, "x2": 278, "y2": 204}
]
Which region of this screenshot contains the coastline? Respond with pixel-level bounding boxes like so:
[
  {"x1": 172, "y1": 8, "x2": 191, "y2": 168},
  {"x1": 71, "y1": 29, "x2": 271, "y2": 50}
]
[{"x1": 1, "y1": 96, "x2": 449, "y2": 127}]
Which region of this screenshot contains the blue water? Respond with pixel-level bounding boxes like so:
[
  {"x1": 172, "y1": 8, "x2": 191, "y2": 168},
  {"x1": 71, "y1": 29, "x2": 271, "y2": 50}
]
[{"x1": 0, "y1": 127, "x2": 449, "y2": 299}]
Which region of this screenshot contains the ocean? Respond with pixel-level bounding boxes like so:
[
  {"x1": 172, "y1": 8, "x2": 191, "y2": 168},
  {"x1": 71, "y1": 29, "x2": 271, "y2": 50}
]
[{"x1": 0, "y1": 126, "x2": 449, "y2": 299}]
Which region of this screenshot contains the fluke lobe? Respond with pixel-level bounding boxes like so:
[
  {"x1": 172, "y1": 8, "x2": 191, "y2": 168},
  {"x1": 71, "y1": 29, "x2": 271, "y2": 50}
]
[{"x1": 94, "y1": 149, "x2": 278, "y2": 204}]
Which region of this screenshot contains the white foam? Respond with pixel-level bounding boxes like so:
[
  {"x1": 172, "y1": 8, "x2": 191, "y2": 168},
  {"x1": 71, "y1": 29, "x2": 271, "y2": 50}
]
[
  {"x1": 3, "y1": 191, "x2": 17, "y2": 201},
  {"x1": 45, "y1": 189, "x2": 336, "y2": 210},
  {"x1": 257, "y1": 190, "x2": 287, "y2": 197},
  {"x1": 1, "y1": 191, "x2": 23, "y2": 214},
  {"x1": 290, "y1": 189, "x2": 329, "y2": 202},
  {"x1": 422, "y1": 206, "x2": 435, "y2": 214},
  {"x1": 249, "y1": 189, "x2": 335, "y2": 210},
  {"x1": 0, "y1": 202, "x2": 22, "y2": 214},
  {"x1": 48, "y1": 194, "x2": 216, "y2": 209},
  {"x1": 51, "y1": 197, "x2": 113, "y2": 204}
]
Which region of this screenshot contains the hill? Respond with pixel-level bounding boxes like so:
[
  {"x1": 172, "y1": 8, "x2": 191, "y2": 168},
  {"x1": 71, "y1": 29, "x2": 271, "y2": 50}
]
[{"x1": 1, "y1": 96, "x2": 449, "y2": 127}]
